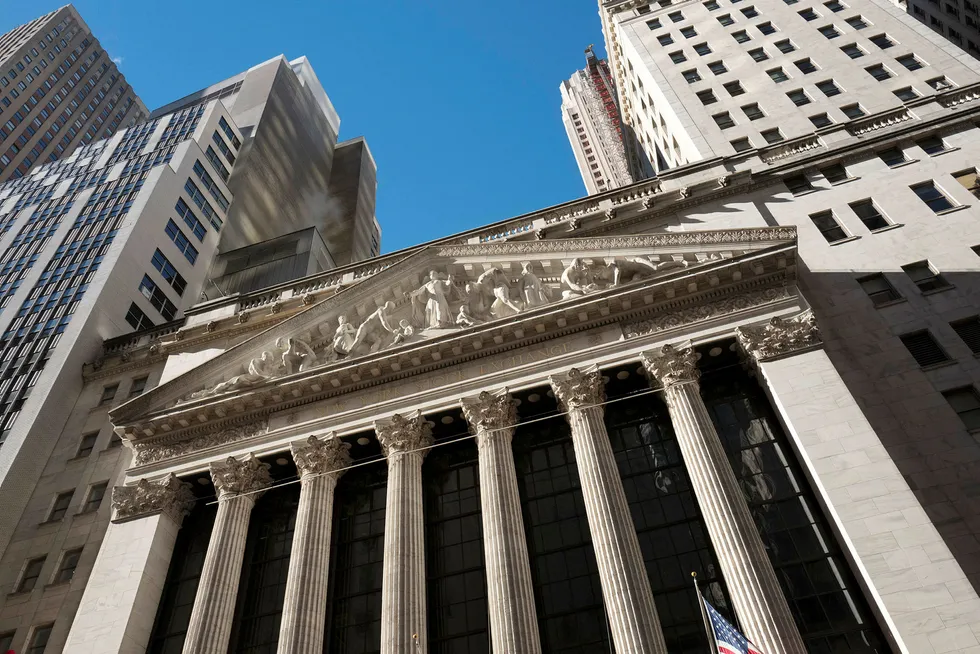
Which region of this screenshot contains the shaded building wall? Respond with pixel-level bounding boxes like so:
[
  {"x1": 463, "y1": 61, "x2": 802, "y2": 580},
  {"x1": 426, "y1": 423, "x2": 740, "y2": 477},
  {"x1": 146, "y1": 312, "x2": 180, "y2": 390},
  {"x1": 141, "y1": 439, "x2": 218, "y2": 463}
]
[{"x1": 326, "y1": 137, "x2": 380, "y2": 264}]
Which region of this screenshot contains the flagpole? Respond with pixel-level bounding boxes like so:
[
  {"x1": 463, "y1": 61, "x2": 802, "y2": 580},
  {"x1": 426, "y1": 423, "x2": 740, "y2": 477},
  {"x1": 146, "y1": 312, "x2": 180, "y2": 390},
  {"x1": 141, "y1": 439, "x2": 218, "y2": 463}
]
[{"x1": 693, "y1": 571, "x2": 717, "y2": 654}]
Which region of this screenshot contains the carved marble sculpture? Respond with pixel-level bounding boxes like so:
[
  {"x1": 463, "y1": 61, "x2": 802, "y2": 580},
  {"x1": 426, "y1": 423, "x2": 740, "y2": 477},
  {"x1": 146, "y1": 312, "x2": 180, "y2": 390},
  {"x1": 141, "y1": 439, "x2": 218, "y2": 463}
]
[
  {"x1": 518, "y1": 262, "x2": 549, "y2": 308},
  {"x1": 332, "y1": 315, "x2": 356, "y2": 353},
  {"x1": 349, "y1": 301, "x2": 398, "y2": 354},
  {"x1": 477, "y1": 268, "x2": 522, "y2": 319},
  {"x1": 411, "y1": 270, "x2": 455, "y2": 329},
  {"x1": 279, "y1": 337, "x2": 317, "y2": 374}
]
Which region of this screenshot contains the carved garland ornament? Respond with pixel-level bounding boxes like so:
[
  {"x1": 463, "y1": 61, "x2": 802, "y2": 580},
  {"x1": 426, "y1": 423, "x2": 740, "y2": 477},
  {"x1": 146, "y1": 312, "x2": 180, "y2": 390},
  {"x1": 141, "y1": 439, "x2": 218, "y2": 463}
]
[
  {"x1": 375, "y1": 411, "x2": 434, "y2": 459},
  {"x1": 210, "y1": 454, "x2": 272, "y2": 500},
  {"x1": 133, "y1": 421, "x2": 269, "y2": 466},
  {"x1": 550, "y1": 365, "x2": 604, "y2": 412},
  {"x1": 291, "y1": 433, "x2": 352, "y2": 480},
  {"x1": 111, "y1": 473, "x2": 195, "y2": 524},
  {"x1": 461, "y1": 389, "x2": 517, "y2": 445},
  {"x1": 641, "y1": 342, "x2": 700, "y2": 389},
  {"x1": 735, "y1": 309, "x2": 821, "y2": 361},
  {"x1": 622, "y1": 287, "x2": 792, "y2": 338}
]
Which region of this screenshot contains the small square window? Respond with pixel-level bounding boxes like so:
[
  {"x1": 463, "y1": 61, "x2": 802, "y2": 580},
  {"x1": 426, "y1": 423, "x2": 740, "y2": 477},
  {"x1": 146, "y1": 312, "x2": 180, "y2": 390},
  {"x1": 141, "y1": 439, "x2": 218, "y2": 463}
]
[
  {"x1": 681, "y1": 26, "x2": 698, "y2": 38},
  {"x1": 819, "y1": 24, "x2": 841, "y2": 38},
  {"x1": 761, "y1": 128, "x2": 784, "y2": 143},
  {"x1": 911, "y1": 181, "x2": 955, "y2": 212},
  {"x1": 748, "y1": 47, "x2": 769, "y2": 61},
  {"x1": 927, "y1": 76, "x2": 954, "y2": 91},
  {"x1": 943, "y1": 387, "x2": 980, "y2": 430},
  {"x1": 850, "y1": 199, "x2": 889, "y2": 230},
  {"x1": 799, "y1": 8, "x2": 819, "y2": 20},
  {"x1": 670, "y1": 50, "x2": 688, "y2": 63},
  {"x1": 694, "y1": 42, "x2": 712, "y2": 55},
  {"x1": 17, "y1": 557, "x2": 46, "y2": 592},
  {"x1": 841, "y1": 102, "x2": 865, "y2": 118},
  {"x1": 820, "y1": 163, "x2": 849, "y2": 183},
  {"x1": 718, "y1": 13, "x2": 736, "y2": 25},
  {"x1": 857, "y1": 273, "x2": 901, "y2": 306},
  {"x1": 683, "y1": 69, "x2": 702, "y2": 83},
  {"x1": 648, "y1": 18, "x2": 663, "y2": 29},
  {"x1": 128, "y1": 376, "x2": 148, "y2": 398},
  {"x1": 697, "y1": 89, "x2": 718, "y2": 105},
  {"x1": 841, "y1": 43, "x2": 865, "y2": 58},
  {"x1": 866, "y1": 64, "x2": 891, "y2": 81},
  {"x1": 951, "y1": 317, "x2": 980, "y2": 355},
  {"x1": 742, "y1": 103, "x2": 766, "y2": 120},
  {"x1": 714, "y1": 112, "x2": 737, "y2": 129},
  {"x1": 869, "y1": 33, "x2": 894, "y2": 48},
  {"x1": 55, "y1": 548, "x2": 83, "y2": 584},
  {"x1": 810, "y1": 112, "x2": 833, "y2": 127},
  {"x1": 705, "y1": 0, "x2": 720, "y2": 9},
  {"x1": 669, "y1": 10, "x2": 685, "y2": 22},
  {"x1": 724, "y1": 81, "x2": 746, "y2": 96},
  {"x1": 894, "y1": 86, "x2": 919, "y2": 101},
  {"x1": 845, "y1": 14, "x2": 869, "y2": 28},
  {"x1": 48, "y1": 491, "x2": 72, "y2": 522},
  {"x1": 825, "y1": 0, "x2": 847, "y2": 11},
  {"x1": 900, "y1": 331, "x2": 950, "y2": 367},
  {"x1": 896, "y1": 53, "x2": 924, "y2": 70},
  {"x1": 757, "y1": 21, "x2": 777, "y2": 34},
  {"x1": 785, "y1": 174, "x2": 814, "y2": 194},
  {"x1": 878, "y1": 147, "x2": 907, "y2": 166},
  {"x1": 775, "y1": 39, "x2": 797, "y2": 53},
  {"x1": 816, "y1": 79, "x2": 841, "y2": 96},
  {"x1": 916, "y1": 135, "x2": 947, "y2": 155},
  {"x1": 98, "y1": 383, "x2": 118, "y2": 406},
  {"x1": 787, "y1": 88, "x2": 811, "y2": 105},
  {"x1": 784, "y1": 0, "x2": 799, "y2": 4},
  {"x1": 742, "y1": 6, "x2": 760, "y2": 17},
  {"x1": 768, "y1": 67, "x2": 790, "y2": 82},
  {"x1": 810, "y1": 210, "x2": 848, "y2": 242},
  {"x1": 732, "y1": 30, "x2": 751, "y2": 42},
  {"x1": 27, "y1": 625, "x2": 53, "y2": 654},
  {"x1": 658, "y1": 34, "x2": 675, "y2": 46},
  {"x1": 639, "y1": 4, "x2": 653, "y2": 11},
  {"x1": 76, "y1": 432, "x2": 98, "y2": 458},
  {"x1": 708, "y1": 60, "x2": 728, "y2": 75},
  {"x1": 80, "y1": 482, "x2": 108, "y2": 514},
  {"x1": 795, "y1": 58, "x2": 818, "y2": 73},
  {"x1": 903, "y1": 260, "x2": 950, "y2": 292},
  {"x1": 731, "y1": 137, "x2": 753, "y2": 152}
]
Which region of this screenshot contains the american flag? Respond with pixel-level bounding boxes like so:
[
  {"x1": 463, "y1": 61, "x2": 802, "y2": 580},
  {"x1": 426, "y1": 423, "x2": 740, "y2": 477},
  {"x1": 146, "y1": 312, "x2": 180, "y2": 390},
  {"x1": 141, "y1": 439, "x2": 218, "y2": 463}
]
[{"x1": 702, "y1": 596, "x2": 765, "y2": 654}]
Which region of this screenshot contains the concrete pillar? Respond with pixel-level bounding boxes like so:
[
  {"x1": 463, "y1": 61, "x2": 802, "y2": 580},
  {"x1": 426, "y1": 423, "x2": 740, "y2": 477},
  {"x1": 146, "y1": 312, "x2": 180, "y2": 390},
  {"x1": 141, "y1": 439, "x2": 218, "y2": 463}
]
[
  {"x1": 460, "y1": 389, "x2": 542, "y2": 654},
  {"x1": 549, "y1": 366, "x2": 669, "y2": 654},
  {"x1": 181, "y1": 454, "x2": 271, "y2": 654},
  {"x1": 277, "y1": 434, "x2": 351, "y2": 654},
  {"x1": 376, "y1": 412, "x2": 433, "y2": 654},
  {"x1": 63, "y1": 474, "x2": 194, "y2": 654},
  {"x1": 642, "y1": 342, "x2": 806, "y2": 654}
]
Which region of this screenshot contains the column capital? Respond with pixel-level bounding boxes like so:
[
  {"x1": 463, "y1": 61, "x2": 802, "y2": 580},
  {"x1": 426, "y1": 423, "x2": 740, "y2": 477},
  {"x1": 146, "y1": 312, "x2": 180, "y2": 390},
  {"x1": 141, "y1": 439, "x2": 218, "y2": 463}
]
[
  {"x1": 736, "y1": 309, "x2": 821, "y2": 363},
  {"x1": 641, "y1": 342, "x2": 700, "y2": 389},
  {"x1": 550, "y1": 365, "x2": 605, "y2": 412},
  {"x1": 111, "y1": 473, "x2": 195, "y2": 525},
  {"x1": 210, "y1": 454, "x2": 272, "y2": 501},
  {"x1": 461, "y1": 389, "x2": 517, "y2": 445},
  {"x1": 291, "y1": 433, "x2": 352, "y2": 481},
  {"x1": 375, "y1": 411, "x2": 433, "y2": 458}
]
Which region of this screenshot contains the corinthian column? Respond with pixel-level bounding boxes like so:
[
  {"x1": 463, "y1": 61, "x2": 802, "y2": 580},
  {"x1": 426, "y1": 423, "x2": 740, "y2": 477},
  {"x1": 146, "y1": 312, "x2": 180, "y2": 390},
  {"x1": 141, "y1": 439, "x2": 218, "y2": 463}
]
[
  {"x1": 182, "y1": 454, "x2": 272, "y2": 654},
  {"x1": 549, "y1": 366, "x2": 669, "y2": 654},
  {"x1": 460, "y1": 390, "x2": 542, "y2": 654},
  {"x1": 641, "y1": 343, "x2": 806, "y2": 654},
  {"x1": 277, "y1": 434, "x2": 352, "y2": 654},
  {"x1": 376, "y1": 412, "x2": 433, "y2": 654}
]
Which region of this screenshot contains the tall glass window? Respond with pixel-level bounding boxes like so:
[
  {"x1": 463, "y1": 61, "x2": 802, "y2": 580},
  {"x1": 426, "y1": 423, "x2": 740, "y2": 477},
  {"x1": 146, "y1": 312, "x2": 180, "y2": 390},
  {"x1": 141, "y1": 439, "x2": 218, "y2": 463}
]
[
  {"x1": 325, "y1": 458, "x2": 388, "y2": 654},
  {"x1": 423, "y1": 437, "x2": 488, "y2": 653},
  {"x1": 228, "y1": 485, "x2": 300, "y2": 653},
  {"x1": 512, "y1": 391, "x2": 610, "y2": 654}
]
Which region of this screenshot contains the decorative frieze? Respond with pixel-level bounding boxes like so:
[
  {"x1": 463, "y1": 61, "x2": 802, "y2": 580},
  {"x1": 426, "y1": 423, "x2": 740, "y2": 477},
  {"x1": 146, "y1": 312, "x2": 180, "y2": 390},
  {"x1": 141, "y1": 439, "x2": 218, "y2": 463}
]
[
  {"x1": 111, "y1": 473, "x2": 195, "y2": 524},
  {"x1": 735, "y1": 309, "x2": 821, "y2": 362},
  {"x1": 210, "y1": 454, "x2": 273, "y2": 500},
  {"x1": 291, "y1": 434, "x2": 352, "y2": 480},
  {"x1": 623, "y1": 287, "x2": 793, "y2": 339},
  {"x1": 375, "y1": 411, "x2": 434, "y2": 458},
  {"x1": 132, "y1": 420, "x2": 269, "y2": 466},
  {"x1": 550, "y1": 365, "x2": 604, "y2": 411},
  {"x1": 641, "y1": 342, "x2": 700, "y2": 389}
]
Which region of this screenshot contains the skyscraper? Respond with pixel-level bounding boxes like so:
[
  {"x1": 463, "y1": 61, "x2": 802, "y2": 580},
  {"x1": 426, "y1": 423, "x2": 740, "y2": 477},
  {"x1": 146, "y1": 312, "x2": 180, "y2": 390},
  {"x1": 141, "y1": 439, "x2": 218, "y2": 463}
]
[
  {"x1": 905, "y1": 0, "x2": 980, "y2": 58},
  {"x1": 0, "y1": 6, "x2": 147, "y2": 183}
]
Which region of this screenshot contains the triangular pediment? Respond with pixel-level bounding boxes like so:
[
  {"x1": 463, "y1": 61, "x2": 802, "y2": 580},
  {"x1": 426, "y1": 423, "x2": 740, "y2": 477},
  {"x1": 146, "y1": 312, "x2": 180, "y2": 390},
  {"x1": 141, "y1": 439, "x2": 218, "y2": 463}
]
[{"x1": 111, "y1": 227, "x2": 797, "y2": 437}]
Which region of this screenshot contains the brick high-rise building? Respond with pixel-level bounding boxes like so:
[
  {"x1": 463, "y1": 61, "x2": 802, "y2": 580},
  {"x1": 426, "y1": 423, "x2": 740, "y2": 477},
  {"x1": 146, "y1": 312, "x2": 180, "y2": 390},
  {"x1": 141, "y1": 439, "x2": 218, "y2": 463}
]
[{"x1": 0, "y1": 6, "x2": 147, "y2": 182}]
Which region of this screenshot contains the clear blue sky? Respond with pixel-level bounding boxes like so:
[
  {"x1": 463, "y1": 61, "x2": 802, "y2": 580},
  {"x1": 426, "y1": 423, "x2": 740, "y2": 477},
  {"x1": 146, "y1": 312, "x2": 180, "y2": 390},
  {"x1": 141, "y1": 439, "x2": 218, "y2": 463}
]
[{"x1": 2, "y1": 1, "x2": 607, "y2": 253}]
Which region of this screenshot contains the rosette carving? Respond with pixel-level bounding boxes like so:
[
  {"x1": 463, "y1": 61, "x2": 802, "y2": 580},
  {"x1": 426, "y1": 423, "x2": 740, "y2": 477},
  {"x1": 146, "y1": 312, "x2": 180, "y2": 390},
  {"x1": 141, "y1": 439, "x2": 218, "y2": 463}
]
[
  {"x1": 641, "y1": 342, "x2": 700, "y2": 389},
  {"x1": 111, "y1": 473, "x2": 195, "y2": 524},
  {"x1": 461, "y1": 389, "x2": 517, "y2": 445},
  {"x1": 291, "y1": 433, "x2": 352, "y2": 479},
  {"x1": 210, "y1": 454, "x2": 272, "y2": 500},
  {"x1": 735, "y1": 309, "x2": 821, "y2": 362},
  {"x1": 550, "y1": 365, "x2": 604, "y2": 412},
  {"x1": 375, "y1": 411, "x2": 434, "y2": 458}
]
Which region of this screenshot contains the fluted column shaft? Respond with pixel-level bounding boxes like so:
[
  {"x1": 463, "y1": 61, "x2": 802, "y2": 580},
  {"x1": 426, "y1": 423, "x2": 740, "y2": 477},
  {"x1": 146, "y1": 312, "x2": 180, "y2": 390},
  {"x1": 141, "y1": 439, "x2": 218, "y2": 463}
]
[
  {"x1": 377, "y1": 412, "x2": 433, "y2": 654},
  {"x1": 182, "y1": 454, "x2": 271, "y2": 654},
  {"x1": 462, "y1": 390, "x2": 542, "y2": 654},
  {"x1": 551, "y1": 367, "x2": 669, "y2": 654},
  {"x1": 277, "y1": 434, "x2": 351, "y2": 654},
  {"x1": 644, "y1": 344, "x2": 806, "y2": 654}
]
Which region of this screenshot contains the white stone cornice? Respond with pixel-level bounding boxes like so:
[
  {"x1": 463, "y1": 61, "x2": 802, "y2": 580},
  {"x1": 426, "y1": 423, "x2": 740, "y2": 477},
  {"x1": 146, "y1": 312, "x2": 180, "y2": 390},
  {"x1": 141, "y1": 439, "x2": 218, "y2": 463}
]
[
  {"x1": 111, "y1": 473, "x2": 195, "y2": 524},
  {"x1": 735, "y1": 309, "x2": 821, "y2": 362},
  {"x1": 550, "y1": 365, "x2": 605, "y2": 411},
  {"x1": 375, "y1": 411, "x2": 434, "y2": 459},
  {"x1": 210, "y1": 454, "x2": 272, "y2": 500},
  {"x1": 291, "y1": 434, "x2": 352, "y2": 480},
  {"x1": 640, "y1": 342, "x2": 700, "y2": 389}
]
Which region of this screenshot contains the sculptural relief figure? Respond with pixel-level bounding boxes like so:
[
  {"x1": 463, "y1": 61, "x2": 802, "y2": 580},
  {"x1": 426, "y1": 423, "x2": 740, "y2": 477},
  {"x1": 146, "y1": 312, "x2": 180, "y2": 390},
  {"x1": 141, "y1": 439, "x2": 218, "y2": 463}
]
[
  {"x1": 477, "y1": 267, "x2": 523, "y2": 319},
  {"x1": 518, "y1": 261, "x2": 549, "y2": 308},
  {"x1": 561, "y1": 258, "x2": 600, "y2": 299},
  {"x1": 205, "y1": 350, "x2": 279, "y2": 396},
  {"x1": 411, "y1": 270, "x2": 455, "y2": 329},
  {"x1": 332, "y1": 315, "x2": 356, "y2": 353},
  {"x1": 462, "y1": 281, "x2": 491, "y2": 321},
  {"x1": 348, "y1": 301, "x2": 398, "y2": 354},
  {"x1": 390, "y1": 319, "x2": 417, "y2": 346},
  {"x1": 279, "y1": 337, "x2": 317, "y2": 374},
  {"x1": 616, "y1": 256, "x2": 664, "y2": 284},
  {"x1": 456, "y1": 304, "x2": 483, "y2": 328}
]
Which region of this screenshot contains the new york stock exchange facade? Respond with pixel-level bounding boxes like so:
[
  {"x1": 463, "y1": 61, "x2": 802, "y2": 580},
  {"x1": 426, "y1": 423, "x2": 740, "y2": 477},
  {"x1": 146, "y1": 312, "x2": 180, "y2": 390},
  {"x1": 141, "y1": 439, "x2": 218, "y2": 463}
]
[{"x1": 60, "y1": 184, "x2": 980, "y2": 654}]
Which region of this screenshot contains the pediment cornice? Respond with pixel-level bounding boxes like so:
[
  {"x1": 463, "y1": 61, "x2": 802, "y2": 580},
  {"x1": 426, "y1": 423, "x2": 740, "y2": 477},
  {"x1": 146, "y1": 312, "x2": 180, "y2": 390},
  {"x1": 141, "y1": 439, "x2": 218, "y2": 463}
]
[{"x1": 113, "y1": 228, "x2": 797, "y2": 447}]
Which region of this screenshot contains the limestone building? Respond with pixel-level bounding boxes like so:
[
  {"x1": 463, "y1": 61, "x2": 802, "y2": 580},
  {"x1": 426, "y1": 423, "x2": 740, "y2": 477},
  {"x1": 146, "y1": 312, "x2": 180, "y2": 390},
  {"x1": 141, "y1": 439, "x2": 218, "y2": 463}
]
[{"x1": 0, "y1": 5, "x2": 147, "y2": 183}]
